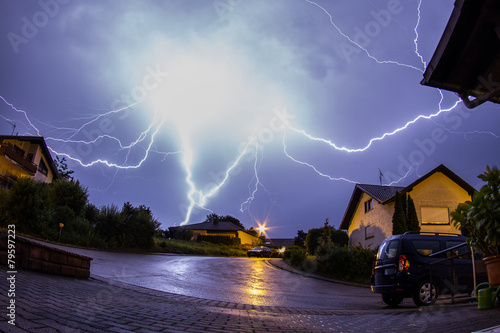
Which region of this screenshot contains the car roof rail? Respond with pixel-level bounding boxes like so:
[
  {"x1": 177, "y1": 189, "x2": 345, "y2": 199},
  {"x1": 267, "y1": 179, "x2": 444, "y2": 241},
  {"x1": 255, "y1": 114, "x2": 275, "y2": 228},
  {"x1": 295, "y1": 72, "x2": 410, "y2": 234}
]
[{"x1": 402, "y1": 231, "x2": 462, "y2": 236}]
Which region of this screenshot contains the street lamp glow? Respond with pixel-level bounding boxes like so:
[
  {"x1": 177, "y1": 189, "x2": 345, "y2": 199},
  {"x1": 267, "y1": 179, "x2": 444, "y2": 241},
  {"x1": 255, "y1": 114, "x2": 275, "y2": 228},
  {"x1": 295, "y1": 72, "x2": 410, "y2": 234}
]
[{"x1": 258, "y1": 225, "x2": 266, "y2": 233}]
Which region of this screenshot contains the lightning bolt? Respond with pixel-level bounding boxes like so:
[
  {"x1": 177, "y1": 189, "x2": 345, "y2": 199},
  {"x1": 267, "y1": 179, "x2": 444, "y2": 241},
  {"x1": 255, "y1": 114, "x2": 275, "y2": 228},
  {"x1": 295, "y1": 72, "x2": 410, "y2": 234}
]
[
  {"x1": 276, "y1": 0, "x2": 470, "y2": 188},
  {"x1": 1, "y1": 1, "x2": 496, "y2": 230},
  {"x1": 282, "y1": 129, "x2": 358, "y2": 184},
  {"x1": 239, "y1": 143, "x2": 277, "y2": 214},
  {"x1": 180, "y1": 136, "x2": 257, "y2": 225},
  {"x1": 304, "y1": 0, "x2": 425, "y2": 72},
  {"x1": 287, "y1": 98, "x2": 463, "y2": 154},
  {"x1": 0, "y1": 95, "x2": 42, "y2": 135}
]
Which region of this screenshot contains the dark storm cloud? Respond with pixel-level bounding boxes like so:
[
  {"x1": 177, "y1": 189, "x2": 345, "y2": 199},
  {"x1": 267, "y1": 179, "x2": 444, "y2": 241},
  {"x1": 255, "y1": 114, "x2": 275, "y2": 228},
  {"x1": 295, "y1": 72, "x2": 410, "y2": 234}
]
[{"x1": 1, "y1": 0, "x2": 499, "y2": 237}]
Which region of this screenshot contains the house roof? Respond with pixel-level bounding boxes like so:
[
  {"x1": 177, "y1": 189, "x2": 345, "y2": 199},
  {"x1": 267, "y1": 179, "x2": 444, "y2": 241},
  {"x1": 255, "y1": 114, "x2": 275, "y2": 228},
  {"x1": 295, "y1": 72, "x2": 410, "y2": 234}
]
[
  {"x1": 172, "y1": 221, "x2": 259, "y2": 237},
  {"x1": 421, "y1": 0, "x2": 500, "y2": 108},
  {"x1": 268, "y1": 238, "x2": 295, "y2": 248},
  {"x1": 175, "y1": 220, "x2": 243, "y2": 231},
  {"x1": 339, "y1": 184, "x2": 403, "y2": 230},
  {"x1": 386, "y1": 164, "x2": 476, "y2": 202},
  {"x1": 356, "y1": 184, "x2": 404, "y2": 203},
  {"x1": 339, "y1": 164, "x2": 476, "y2": 230},
  {"x1": 0, "y1": 135, "x2": 59, "y2": 179}
]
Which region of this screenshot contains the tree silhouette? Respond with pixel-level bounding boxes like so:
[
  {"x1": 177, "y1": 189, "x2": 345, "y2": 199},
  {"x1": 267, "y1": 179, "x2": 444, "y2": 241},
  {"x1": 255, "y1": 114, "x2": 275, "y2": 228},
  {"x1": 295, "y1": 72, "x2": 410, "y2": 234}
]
[
  {"x1": 392, "y1": 192, "x2": 407, "y2": 235},
  {"x1": 406, "y1": 195, "x2": 420, "y2": 232}
]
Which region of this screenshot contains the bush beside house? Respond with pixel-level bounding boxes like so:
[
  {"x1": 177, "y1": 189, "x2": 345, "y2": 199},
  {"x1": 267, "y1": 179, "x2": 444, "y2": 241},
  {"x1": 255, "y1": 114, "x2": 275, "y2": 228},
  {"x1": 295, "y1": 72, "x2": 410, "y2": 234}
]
[{"x1": 0, "y1": 177, "x2": 160, "y2": 250}]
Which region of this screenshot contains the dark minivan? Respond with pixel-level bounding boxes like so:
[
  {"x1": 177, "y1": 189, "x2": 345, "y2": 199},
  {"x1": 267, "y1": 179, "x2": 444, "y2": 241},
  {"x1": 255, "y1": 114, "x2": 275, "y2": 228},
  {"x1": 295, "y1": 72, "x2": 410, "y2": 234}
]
[{"x1": 371, "y1": 232, "x2": 485, "y2": 307}]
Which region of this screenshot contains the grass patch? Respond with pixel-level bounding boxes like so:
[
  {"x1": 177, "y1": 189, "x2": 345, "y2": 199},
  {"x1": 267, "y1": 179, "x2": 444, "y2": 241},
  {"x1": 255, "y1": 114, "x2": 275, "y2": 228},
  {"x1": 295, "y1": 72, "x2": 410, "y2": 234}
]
[{"x1": 153, "y1": 238, "x2": 249, "y2": 257}]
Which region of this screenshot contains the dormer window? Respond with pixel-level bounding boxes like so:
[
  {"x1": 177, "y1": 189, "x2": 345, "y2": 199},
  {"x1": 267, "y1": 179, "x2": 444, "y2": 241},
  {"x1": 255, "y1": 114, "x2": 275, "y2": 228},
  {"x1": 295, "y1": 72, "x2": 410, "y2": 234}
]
[{"x1": 364, "y1": 199, "x2": 373, "y2": 213}]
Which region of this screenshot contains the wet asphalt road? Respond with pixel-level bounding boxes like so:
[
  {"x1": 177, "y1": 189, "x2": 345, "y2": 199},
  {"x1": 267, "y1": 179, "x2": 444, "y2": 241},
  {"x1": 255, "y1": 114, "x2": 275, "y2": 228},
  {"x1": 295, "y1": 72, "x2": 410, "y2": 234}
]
[{"x1": 42, "y1": 243, "x2": 387, "y2": 310}]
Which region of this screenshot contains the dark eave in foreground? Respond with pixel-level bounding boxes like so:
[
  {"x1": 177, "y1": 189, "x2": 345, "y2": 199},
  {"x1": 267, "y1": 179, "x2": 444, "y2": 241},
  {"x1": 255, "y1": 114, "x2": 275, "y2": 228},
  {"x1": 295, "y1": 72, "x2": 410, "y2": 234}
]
[{"x1": 421, "y1": 0, "x2": 500, "y2": 108}]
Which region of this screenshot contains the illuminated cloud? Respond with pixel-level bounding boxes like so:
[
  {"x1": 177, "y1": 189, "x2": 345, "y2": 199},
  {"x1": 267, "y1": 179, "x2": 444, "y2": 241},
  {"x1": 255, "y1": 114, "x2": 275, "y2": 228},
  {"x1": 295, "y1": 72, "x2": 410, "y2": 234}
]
[{"x1": 1, "y1": 0, "x2": 498, "y2": 236}]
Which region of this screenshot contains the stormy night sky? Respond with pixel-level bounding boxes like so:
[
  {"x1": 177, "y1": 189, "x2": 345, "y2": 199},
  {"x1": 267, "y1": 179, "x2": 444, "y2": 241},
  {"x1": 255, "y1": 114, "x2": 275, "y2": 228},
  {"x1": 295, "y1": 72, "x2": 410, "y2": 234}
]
[{"x1": 1, "y1": 0, "x2": 499, "y2": 238}]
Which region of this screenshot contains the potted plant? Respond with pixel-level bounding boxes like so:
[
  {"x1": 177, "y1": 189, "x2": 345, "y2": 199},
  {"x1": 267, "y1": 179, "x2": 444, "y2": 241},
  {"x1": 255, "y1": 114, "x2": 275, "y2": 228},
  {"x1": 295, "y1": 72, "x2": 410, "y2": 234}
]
[{"x1": 451, "y1": 165, "x2": 500, "y2": 287}]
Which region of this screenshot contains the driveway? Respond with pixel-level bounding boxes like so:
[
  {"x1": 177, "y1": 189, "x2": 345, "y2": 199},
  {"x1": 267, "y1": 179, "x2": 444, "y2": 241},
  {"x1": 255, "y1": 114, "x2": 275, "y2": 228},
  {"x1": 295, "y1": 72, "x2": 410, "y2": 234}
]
[{"x1": 41, "y1": 242, "x2": 385, "y2": 309}]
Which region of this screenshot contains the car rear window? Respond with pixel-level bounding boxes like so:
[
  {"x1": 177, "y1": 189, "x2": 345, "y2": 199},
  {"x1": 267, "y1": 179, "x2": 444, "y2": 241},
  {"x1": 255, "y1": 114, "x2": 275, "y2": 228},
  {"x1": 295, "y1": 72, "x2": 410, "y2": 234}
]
[
  {"x1": 377, "y1": 239, "x2": 399, "y2": 260},
  {"x1": 411, "y1": 240, "x2": 440, "y2": 257}
]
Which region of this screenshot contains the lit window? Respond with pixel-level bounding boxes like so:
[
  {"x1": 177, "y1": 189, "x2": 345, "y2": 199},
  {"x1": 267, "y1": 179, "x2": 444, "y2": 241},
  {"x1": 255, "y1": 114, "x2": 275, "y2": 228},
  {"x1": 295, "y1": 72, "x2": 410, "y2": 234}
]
[
  {"x1": 364, "y1": 199, "x2": 373, "y2": 213},
  {"x1": 421, "y1": 207, "x2": 449, "y2": 225}
]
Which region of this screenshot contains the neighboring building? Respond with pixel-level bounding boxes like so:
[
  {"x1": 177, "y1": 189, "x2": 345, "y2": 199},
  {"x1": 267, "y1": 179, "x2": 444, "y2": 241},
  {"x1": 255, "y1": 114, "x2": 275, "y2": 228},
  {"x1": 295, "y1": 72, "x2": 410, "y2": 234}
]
[
  {"x1": 171, "y1": 221, "x2": 263, "y2": 245},
  {"x1": 0, "y1": 135, "x2": 58, "y2": 188},
  {"x1": 340, "y1": 165, "x2": 476, "y2": 249},
  {"x1": 267, "y1": 238, "x2": 295, "y2": 249}
]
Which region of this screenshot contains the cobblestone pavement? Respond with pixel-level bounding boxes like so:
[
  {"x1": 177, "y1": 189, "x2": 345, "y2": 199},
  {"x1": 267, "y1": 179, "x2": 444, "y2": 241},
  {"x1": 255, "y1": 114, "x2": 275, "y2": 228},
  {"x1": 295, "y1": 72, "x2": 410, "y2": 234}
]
[{"x1": 1, "y1": 268, "x2": 499, "y2": 333}]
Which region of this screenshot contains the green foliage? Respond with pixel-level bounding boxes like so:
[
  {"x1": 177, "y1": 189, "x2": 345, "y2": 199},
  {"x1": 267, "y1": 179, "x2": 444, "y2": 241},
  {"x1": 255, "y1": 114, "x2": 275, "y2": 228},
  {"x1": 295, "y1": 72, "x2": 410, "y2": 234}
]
[
  {"x1": 93, "y1": 202, "x2": 160, "y2": 249},
  {"x1": 197, "y1": 235, "x2": 241, "y2": 246},
  {"x1": 47, "y1": 179, "x2": 88, "y2": 217},
  {"x1": 305, "y1": 222, "x2": 349, "y2": 254},
  {"x1": 392, "y1": 191, "x2": 407, "y2": 235},
  {"x1": 314, "y1": 246, "x2": 377, "y2": 284},
  {"x1": 54, "y1": 156, "x2": 74, "y2": 181},
  {"x1": 168, "y1": 226, "x2": 194, "y2": 241},
  {"x1": 293, "y1": 230, "x2": 307, "y2": 248},
  {"x1": 283, "y1": 245, "x2": 307, "y2": 266},
  {"x1": 451, "y1": 165, "x2": 500, "y2": 256},
  {"x1": 0, "y1": 177, "x2": 47, "y2": 233},
  {"x1": 204, "y1": 213, "x2": 245, "y2": 229},
  {"x1": 154, "y1": 238, "x2": 247, "y2": 256},
  {"x1": 1, "y1": 177, "x2": 159, "y2": 250},
  {"x1": 315, "y1": 219, "x2": 334, "y2": 260},
  {"x1": 305, "y1": 228, "x2": 322, "y2": 254},
  {"x1": 331, "y1": 228, "x2": 349, "y2": 246},
  {"x1": 406, "y1": 195, "x2": 420, "y2": 232}
]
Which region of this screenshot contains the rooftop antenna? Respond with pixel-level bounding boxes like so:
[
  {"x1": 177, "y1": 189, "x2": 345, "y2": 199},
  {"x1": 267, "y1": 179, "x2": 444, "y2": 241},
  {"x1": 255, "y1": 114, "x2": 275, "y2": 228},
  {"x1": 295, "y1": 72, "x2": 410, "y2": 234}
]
[
  {"x1": 378, "y1": 168, "x2": 385, "y2": 186},
  {"x1": 6, "y1": 120, "x2": 16, "y2": 135}
]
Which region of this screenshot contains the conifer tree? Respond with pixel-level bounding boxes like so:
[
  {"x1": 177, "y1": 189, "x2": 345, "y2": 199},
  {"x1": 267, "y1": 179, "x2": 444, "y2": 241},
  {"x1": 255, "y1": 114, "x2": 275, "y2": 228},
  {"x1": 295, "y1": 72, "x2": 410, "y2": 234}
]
[
  {"x1": 392, "y1": 192, "x2": 407, "y2": 235},
  {"x1": 406, "y1": 195, "x2": 420, "y2": 232}
]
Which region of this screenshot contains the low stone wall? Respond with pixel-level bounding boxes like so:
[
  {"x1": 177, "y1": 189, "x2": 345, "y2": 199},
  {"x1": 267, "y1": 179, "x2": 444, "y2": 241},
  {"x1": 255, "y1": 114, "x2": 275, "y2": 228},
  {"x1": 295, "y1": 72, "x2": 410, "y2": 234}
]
[{"x1": 0, "y1": 231, "x2": 92, "y2": 278}]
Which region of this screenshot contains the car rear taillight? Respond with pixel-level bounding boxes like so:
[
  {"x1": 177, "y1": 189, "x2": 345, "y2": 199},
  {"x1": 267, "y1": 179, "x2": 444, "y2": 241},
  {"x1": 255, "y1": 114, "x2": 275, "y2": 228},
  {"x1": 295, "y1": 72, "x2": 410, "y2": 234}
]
[
  {"x1": 372, "y1": 260, "x2": 375, "y2": 276},
  {"x1": 398, "y1": 255, "x2": 409, "y2": 272}
]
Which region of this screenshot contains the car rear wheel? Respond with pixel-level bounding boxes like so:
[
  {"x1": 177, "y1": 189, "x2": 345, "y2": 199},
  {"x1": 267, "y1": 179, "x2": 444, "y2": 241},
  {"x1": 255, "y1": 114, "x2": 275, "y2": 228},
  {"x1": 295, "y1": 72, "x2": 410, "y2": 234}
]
[
  {"x1": 382, "y1": 294, "x2": 404, "y2": 307},
  {"x1": 413, "y1": 280, "x2": 438, "y2": 307}
]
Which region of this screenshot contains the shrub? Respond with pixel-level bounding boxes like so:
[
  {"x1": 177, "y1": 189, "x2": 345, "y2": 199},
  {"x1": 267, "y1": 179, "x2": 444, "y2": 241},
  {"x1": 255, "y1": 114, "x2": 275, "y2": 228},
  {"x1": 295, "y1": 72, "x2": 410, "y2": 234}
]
[
  {"x1": 315, "y1": 246, "x2": 376, "y2": 284},
  {"x1": 284, "y1": 245, "x2": 306, "y2": 266},
  {"x1": 168, "y1": 227, "x2": 194, "y2": 241},
  {"x1": 306, "y1": 225, "x2": 349, "y2": 254},
  {"x1": 197, "y1": 235, "x2": 241, "y2": 246}
]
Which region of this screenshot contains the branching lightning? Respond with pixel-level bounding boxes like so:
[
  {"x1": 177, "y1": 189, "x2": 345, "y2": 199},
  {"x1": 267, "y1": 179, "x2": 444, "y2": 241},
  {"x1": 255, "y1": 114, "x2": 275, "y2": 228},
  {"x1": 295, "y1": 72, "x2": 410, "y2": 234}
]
[
  {"x1": 239, "y1": 143, "x2": 277, "y2": 214},
  {"x1": 2, "y1": 1, "x2": 497, "y2": 230},
  {"x1": 180, "y1": 136, "x2": 258, "y2": 225},
  {"x1": 304, "y1": 0, "x2": 425, "y2": 72}
]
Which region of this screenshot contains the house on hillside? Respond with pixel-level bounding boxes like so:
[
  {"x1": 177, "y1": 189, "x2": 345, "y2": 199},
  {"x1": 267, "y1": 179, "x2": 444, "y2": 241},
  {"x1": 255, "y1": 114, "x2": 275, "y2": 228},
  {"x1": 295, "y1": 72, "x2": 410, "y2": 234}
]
[
  {"x1": 0, "y1": 135, "x2": 58, "y2": 188},
  {"x1": 171, "y1": 220, "x2": 263, "y2": 245},
  {"x1": 340, "y1": 164, "x2": 476, "y2": 249}
]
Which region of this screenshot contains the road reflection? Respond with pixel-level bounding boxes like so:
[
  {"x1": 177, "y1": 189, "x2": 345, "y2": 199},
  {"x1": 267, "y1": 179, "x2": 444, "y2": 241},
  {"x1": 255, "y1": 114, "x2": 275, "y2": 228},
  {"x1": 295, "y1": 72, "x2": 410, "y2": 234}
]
[{"x1": 244, "y1": 259, "x2": 268, "y2": 305}]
